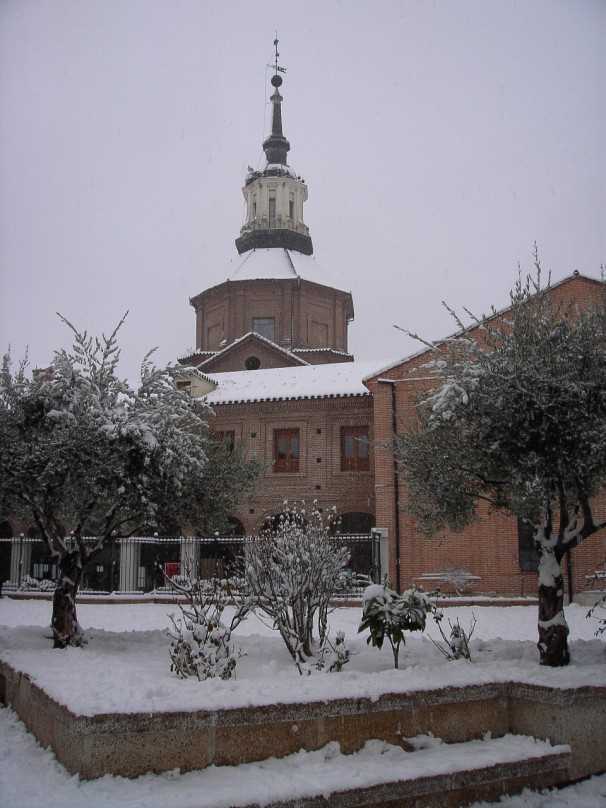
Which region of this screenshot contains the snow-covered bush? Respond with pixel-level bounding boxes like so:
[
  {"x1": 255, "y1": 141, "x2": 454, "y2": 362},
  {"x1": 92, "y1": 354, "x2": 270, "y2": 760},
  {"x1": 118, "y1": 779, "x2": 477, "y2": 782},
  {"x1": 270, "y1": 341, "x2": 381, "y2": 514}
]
[
  {"x1": 315, "y1": 630, "x2": 350, "y2": 673},
  {"x1": 167, "y1": 569, "x2": 251, "y2": 681},
  {"x1": 168, "y1": 611, "x2": 238, "y2": 681},
  {"x1": 19, "y1": 575, "x2": 41, "y2": 591},
  {"x1": 430, "y1": 610, "x2": 477, "y2": 660},
  {"x1": 335, "y1": 569, "x2": 372, "y2": 596},
  {"x1": 359, "y1": 584, "x2": 432, "y2": 669},
  {"x1": 168, "y1": 574, "x2": 191, "y2": 591},
  {"x1": 587, "y1": 595, "x2": 606, "y2": 639},
  {"x1": 18, "y1": 575, "x2": 55, "y2": 592},
  {"x1": 245, "y1": 503, "x2": 350, "y2": 674}
]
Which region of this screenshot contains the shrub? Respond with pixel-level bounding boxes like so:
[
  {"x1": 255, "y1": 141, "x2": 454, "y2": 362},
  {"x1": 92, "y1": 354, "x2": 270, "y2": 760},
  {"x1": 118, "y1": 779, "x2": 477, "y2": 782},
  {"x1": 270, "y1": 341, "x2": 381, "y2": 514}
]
[
  {"x1": 359, "y1": 584, "x2": 432, "y2": 668},
  {"x1": 167, "y1": 572, "x2": 251, "y2": 681},
  {"x1": 245, "y1": 503, "x2": 350, "y2": 674}
]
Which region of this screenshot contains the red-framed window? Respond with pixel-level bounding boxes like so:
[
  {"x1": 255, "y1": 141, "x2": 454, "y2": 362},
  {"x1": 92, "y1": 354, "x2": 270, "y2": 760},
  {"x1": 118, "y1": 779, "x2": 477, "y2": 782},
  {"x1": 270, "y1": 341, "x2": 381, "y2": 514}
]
[
  {"x1": 340, "y1": 426, "x2": 370, "y2": 472},
  {"x1": 273, "y1": 428, "x2": 300, "y2": 473}
]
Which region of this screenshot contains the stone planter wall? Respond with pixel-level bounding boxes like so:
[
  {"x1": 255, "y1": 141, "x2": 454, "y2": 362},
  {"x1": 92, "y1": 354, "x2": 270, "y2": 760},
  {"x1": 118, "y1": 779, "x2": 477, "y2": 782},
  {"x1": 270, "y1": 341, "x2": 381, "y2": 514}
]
[{"x1": 1, "y1": 658, "x2": 605, "y2": 782}]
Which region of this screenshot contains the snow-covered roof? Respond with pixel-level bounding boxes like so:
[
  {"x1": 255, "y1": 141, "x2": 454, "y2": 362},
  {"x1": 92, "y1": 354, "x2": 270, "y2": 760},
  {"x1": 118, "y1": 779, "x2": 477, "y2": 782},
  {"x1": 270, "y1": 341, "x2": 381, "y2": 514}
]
[
  {"x1": 226, "y1": 248, "x2": 343, "y2": 290},
  {"x1": 196, "y1": 332, "x2": 309, "y2": 369},
  {"x1": 177, "y1": 349, "x2": 216, "y2": 363},
  {"x1": 174, "y1": 366, "x2": 215, "y2": 385},
  {"x1": 201, "y1": 361, "x2": 381, "y2": 405},
  {"x1": 292, "y1": 347, "x2": 353, "y2": 357},
  {"x1": 363, "y1": 271, "x2": 605, "y2": 384}
]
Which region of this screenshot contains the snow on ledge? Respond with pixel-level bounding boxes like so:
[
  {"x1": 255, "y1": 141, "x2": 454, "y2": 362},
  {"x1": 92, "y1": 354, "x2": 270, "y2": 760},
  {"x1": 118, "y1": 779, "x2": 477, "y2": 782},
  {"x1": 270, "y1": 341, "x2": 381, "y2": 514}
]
[{"x1": 0, "y1": 709, "x2": 573, "y2": 808}]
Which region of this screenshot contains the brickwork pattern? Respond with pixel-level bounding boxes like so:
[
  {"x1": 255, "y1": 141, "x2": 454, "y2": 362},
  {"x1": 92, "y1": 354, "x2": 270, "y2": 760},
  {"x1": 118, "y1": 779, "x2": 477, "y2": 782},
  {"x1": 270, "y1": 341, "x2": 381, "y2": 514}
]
[
  {"x1": 366, "y1": 275, "x2": 606, "y2": 596},
  {"x1": 210, "y1": 395, "x2": 375, "y2": 533},
  {"x1": 190, "y1": 278, "x2": 352, "y2": 356}
]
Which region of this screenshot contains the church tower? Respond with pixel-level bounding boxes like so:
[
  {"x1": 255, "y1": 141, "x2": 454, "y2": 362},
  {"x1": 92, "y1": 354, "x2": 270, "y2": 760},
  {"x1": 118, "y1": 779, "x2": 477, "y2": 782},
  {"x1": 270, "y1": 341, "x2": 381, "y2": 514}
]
[
  {"x1": 182, "y1": 41, "x2": 355, "y2": 373},
  {"x1": 235, "y1": 50, "x2": 312, "y2": 256}
]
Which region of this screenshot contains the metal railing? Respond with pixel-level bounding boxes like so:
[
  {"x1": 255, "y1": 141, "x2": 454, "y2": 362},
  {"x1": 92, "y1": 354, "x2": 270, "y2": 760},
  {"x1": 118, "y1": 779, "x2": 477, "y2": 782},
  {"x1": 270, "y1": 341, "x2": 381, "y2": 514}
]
[{"x1": 1, "y1": 533, "x2": 380, "y2": 598}]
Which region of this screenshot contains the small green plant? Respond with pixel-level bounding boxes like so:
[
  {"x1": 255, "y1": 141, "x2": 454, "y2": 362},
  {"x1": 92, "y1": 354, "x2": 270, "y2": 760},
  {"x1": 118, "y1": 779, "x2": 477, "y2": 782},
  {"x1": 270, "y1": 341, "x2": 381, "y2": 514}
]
[
  {"x1": 430, "y1": 610, "x2": 477, "y2": 661},
  {"x1": 587, "y1": 593, "x2": 606, "y2": 638},
  {"x1": 358, "y1": 584, "x2": 432, "y2": 668},
  {"x1": 315, "y1": 630, "x2": 350, "y2": 673}
]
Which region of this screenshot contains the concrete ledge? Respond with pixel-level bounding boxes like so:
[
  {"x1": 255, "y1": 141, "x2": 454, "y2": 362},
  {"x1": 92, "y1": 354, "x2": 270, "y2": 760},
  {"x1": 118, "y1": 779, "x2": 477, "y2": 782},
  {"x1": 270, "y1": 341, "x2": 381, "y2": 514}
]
[
  {"x1": 247, "y1": 753, "x2": 570, "y2": 808},
  {"x1": 574, "y1": 590, "x2": 606, "y2": 607},
  {"x1": 5, "y1": 591, "x2": 539, "y2": 607},
  {"x1": 2, "y1": 656, "x2": 605, "y2": 785}
]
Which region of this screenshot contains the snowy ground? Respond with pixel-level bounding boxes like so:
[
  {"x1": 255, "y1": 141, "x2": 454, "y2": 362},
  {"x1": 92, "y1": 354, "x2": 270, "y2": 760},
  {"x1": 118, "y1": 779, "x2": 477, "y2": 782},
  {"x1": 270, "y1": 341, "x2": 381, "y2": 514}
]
[
  {"x1": 1, "y1": 600, "x2": 606, "y2": 807},
  {"x1": 0, "y1": 599, "x2": 605, "y2": 715},
  {"x1": 1, "y1": 706, "x2": 606, "y2": 807}
]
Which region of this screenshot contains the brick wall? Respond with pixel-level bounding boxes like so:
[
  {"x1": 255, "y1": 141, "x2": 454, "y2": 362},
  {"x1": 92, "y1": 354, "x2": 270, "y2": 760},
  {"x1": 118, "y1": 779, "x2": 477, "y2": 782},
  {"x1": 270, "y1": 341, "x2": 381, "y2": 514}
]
[
  {"x1": 210, "y1": 394, "x2": 375, "y2": 534},
  {"x1": 201, "y1": 339, "x2": 303, "y2": 373},
  {"x1": 190, "y1": 278, "x2": 352, "y2": 355},
  {"x1": 366, "y1": 275, "x2": 606, "y2": 596}
]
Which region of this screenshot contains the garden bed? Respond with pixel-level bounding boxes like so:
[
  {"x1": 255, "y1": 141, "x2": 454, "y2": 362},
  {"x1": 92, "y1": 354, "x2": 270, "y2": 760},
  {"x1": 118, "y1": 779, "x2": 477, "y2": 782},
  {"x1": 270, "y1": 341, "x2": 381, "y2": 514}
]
[{"x1": 1, "y1": 601, "x2": 605, "y2": 782}]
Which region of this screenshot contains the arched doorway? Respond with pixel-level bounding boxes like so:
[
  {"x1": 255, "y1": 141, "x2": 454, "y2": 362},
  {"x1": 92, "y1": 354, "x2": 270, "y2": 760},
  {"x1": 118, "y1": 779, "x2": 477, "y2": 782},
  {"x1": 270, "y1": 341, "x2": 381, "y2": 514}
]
[
  {"x1": 336, "y1": 512, "x2": 374, "y2": 534},
  {"x1": 225, "y1": 517, "x2": 245, "y2": 537}
]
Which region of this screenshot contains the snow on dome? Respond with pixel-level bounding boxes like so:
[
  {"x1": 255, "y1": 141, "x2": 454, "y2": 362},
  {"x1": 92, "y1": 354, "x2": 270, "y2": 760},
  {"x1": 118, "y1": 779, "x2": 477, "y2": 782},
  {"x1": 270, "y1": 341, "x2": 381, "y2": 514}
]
[
  {"x1": 228, "y1": 249, "x2": 298, "y2": 281},
  {"x1": 201, "y1": 361, "x2": 385, "y2": 405},
  {"x1": 225, "y1": 248, "x2": 344, "y2": 290}
]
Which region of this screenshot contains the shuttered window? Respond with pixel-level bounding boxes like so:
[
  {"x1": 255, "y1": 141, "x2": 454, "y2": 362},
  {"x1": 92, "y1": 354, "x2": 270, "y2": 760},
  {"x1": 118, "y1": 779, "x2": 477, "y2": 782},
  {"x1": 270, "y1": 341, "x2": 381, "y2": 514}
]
[
  {"x1": 341, "y1": 426, "x2": 370, "y2": 471},
  {"x1": 274, "y1": 429, "x2": 300, "y2": 473}
]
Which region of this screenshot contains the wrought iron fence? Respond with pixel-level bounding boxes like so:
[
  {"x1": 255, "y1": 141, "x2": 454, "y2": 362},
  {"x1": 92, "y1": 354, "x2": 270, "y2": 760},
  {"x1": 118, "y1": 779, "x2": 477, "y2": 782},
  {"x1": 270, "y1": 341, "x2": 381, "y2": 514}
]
[{"x1": 1, "y1": 533, "x2": 380, "y2": 598}]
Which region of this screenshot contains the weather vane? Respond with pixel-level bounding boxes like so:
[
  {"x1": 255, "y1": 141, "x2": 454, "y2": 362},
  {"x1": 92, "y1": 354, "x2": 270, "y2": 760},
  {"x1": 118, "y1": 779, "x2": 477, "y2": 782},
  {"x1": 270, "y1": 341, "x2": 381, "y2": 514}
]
[{"x1": 269, "y1": 34, "x2": 287, "y2": 76}]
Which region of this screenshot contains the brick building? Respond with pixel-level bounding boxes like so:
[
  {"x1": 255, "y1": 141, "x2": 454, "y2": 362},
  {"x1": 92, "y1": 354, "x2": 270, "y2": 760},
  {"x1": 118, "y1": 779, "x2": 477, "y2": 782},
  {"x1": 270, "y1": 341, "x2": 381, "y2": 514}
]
[
  {"x1": 171, "y1": 57, "x2": 606, "y2": 598},
  {"x1": 175, "y1": 54, "x2": 376, "y2": 537},
  {"x1": 2, "y1": 53, "x2": 605, "y2": 599},
  {"x1": 364, "y1": 273, "x2": 606, "y2": 599}
]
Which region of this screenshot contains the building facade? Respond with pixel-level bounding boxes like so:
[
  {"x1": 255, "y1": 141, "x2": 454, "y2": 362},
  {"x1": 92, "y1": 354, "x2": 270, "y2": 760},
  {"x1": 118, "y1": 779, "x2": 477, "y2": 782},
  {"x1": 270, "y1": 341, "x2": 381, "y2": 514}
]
[
  {"x1": 365, "y1": 273, "x2": 606, "y2": 599},
  {"x1": 2, "y1": 51, "x2": 605, "y2": 600},
  {"x1": 177, "y1": 53, "x2": 375, "y2": 536}
]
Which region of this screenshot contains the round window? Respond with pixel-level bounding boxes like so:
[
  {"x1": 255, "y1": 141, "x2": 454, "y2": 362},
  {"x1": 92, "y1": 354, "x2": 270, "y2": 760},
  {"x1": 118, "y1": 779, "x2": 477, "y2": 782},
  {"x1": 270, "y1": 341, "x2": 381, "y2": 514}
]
[{"x1": 245, "y1": 356, "x2": 261, "y2": 370}]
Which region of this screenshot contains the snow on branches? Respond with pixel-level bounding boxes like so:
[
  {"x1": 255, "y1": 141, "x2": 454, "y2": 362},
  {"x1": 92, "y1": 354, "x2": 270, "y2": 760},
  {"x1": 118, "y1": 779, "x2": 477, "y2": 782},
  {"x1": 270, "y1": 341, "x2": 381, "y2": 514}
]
[
  {"x1": 0, "y1": 315, "x2": 212, "y2": 647},
  {"x1": 244, "y1": 503, "x2": 350, "y2": 675},
  {"x1": 395, "y1": 252, "x2": 606, "y2": 666},
  {"x1": 167, "y1": 568, "x2": 252, "y2": 681}
]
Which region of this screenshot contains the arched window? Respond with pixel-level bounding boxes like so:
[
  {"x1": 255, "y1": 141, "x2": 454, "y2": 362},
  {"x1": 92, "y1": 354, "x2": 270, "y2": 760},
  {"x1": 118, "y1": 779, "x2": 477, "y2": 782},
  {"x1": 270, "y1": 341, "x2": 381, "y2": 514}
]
[
  {"x1": 336, "y1": 512, "x2": 374, "y2": 534},
  {"x1": 226, "y1": 517, "x2": 245, "y2": 537},
  {"x1": 263, "y1": 511, "x2": 307, "y2": 534}
]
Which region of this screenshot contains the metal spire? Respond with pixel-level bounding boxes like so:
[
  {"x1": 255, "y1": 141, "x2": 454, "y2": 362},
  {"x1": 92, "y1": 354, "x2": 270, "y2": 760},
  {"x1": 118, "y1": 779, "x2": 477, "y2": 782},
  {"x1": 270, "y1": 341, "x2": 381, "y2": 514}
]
[{"x1": 263, "y1": 36, "x2": 290, "y2": 165}]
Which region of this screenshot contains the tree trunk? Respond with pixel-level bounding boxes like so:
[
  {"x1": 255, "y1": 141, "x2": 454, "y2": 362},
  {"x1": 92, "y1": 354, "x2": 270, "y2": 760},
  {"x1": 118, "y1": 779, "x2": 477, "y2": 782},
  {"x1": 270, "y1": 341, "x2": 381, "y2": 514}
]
[
  {"x1": 52, "y1": 548, "x2": 84, "y2": 649},
  {"x1": 536, "y1": 542, "x2": 570, "y2": 667},
  {"x1": 390, "y1": 638, "x2": 400, "y2": 669}
]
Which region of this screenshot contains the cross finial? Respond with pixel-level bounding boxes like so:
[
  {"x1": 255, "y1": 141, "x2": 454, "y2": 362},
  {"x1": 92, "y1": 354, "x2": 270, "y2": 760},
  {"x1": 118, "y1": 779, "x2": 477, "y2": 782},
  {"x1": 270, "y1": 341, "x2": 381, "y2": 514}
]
[{"x1": 270, "y1": 34, "x2": 287, "y2": 76}]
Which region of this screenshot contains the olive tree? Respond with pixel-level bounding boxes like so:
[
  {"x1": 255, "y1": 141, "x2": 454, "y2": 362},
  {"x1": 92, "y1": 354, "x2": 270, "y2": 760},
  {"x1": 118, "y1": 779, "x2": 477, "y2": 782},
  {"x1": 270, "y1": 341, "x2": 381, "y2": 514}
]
[
  {"x1": 395, "y1": 262, "x2": 606, "y2": 667},
  {"x1": 0, "y1": 315, "x2": 257, "y2": 647}
]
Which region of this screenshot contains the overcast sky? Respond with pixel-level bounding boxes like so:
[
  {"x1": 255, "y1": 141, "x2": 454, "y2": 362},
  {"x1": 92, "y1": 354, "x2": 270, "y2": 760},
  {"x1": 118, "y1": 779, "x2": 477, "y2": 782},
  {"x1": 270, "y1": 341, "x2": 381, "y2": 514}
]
[{"x1": 1, "y1": 0, "x2": 604, "y2": 380}]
